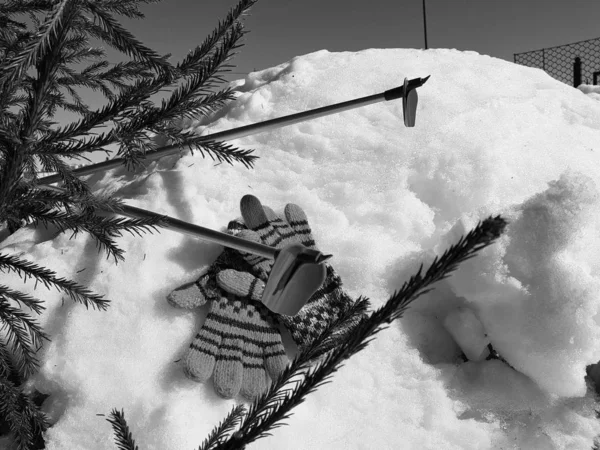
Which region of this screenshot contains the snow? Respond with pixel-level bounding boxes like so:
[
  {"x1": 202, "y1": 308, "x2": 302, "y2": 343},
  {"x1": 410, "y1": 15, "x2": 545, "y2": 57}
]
[{"x1": 3, "y1": 47, "x2": 600, "y2": 449}]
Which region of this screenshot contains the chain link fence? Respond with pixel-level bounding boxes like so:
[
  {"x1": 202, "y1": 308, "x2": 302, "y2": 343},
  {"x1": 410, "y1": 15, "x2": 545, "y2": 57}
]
[{"x1": 514, "y1": 37, "x2": 600, "y2": 87}]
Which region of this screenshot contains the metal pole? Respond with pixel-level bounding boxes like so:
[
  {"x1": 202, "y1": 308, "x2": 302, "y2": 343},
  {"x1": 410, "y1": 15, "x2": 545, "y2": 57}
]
[
  {"x1": 574, "y1": 57, "x2": 582, "y2": 87},
  {"x1": 423, "y1": 0, "x2": 429, "y2": 50},
  {"x1": 38, "y1": 77, "x2": 431, "y2": 186},
  {"x1": 40, "y1": 90, "x2": 388, "y2": 185},
  {"x1": 542, "y1": 49, "x2": 545, "y2": 71},
  {"x1": 120, "y1": 204, "x2": 278, "y2": 259},
  {"x1": 39, "y1": 182, "x2": 280, "y2": 260}
]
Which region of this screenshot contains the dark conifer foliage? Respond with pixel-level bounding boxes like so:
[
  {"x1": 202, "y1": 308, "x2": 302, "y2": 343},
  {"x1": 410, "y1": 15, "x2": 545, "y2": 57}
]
[{"x1": 0, "y1": 0, "x2": 257, "y2": 448}]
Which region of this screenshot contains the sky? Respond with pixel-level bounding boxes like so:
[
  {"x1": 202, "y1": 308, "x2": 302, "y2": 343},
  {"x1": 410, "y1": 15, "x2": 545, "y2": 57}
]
[
  {"x1": 120, "y1": 0, "x2": 600, "y2": 76},
  {"x1": 6, "y1": 46, "x2": 600, "y2": 450}
]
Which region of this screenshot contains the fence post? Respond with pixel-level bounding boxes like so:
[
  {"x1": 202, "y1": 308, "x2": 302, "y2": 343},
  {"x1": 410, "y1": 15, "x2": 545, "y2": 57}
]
[
  {"x1": 542, "y1": 49, "x2": 545, "y2": 71},
  {"x1": 573, "y1": 57, "x2": 582, "y2": 87},
  {"x1": 594, "y1": 71, "x2": 600, "y2": 85}
]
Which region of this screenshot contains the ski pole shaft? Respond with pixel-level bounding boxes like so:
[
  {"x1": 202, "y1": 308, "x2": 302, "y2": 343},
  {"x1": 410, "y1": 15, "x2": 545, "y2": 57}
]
[
  {"x1": 38, "y1": 184, "x2": 279, "y2": 259},
  {"x1": 38, "y1": 76, "x2": 429, "y2": 185},
  {"x1": 120, "y1": 204, "x2": 279, "y2": 259}
]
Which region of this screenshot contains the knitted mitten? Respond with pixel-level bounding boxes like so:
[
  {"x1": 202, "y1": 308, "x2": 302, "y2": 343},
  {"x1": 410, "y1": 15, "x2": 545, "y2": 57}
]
[
  {"x1": 167, "y1": 219, "x2": 288, "y2": 400},
  {"x1": 216, "y1": 195, "x2": 360, "y2": 354}
]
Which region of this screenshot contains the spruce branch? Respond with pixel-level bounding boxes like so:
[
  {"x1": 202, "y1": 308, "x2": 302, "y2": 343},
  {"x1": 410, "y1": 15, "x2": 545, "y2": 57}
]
[
  {"x1": 170, "y1": 136, "x2": 258, "y2": 169},
  {"x1": 177, "y1": 86, "x2": 238, "y2": 121},
  {"x1": 0, "y1": 0, "x2": 77, "y2": 86},
  {"x1": 0, "y1": 285, "x2": 46, "y2": 316},
  {"x1": 84, "y1": 2, "x2": 173, "y2": 77},
  {"x1": 150, "y1": 27, "x2": 245, "y2": 126},
  {"x1": 14, "y1": 0, "x2": 257, "y2": 167},
  {"x1": 214, "y1": 215, "x2": 509, "y2": 449},
  {"x1": 0, "y1": 376, "x2": 32, "y2": 450},
  {"x1": 197, "y1": 404, "x2": 247, "y2": 450},
  {"x1": 0, "y1": 335, "x2": 16, "y2": 380},
  {"x1": 0, "y1": 370, "x2": 50, "y2": 450},
  {"x1": 17, "y1": 203, "x2": 166, "y2": 263},
  {"x1": 177, "y1": 0, "x2": 257, "y2": 76},
  {"x1": 107, "y1": 409, "x2": 139, "y2": 450},
  {"x1": 32, "y1": 73, "x2": 173, "y2": 154},
  {"x1": 0, "y1": 297, "x2": 50, "y2": 379},
  {"x1": 0, "y1": 253, "x2": 110, "y2": 310},
  {"x1": 93, "y1": 0, "x2": 156, "y2": 19},
  {"x1": 0, "y1": 1, "x2": 56, "y2": 18}
]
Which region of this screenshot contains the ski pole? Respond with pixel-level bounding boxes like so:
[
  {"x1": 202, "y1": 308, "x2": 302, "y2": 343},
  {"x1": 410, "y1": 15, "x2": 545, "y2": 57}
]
[
  {"x1": 39, "y1": 184, "x2": 331, "y2": 315},
  {"x1": 38, "y1": 76, "x2": 430, "y2": 185},
  {"x1": 34, "y1": 76, "x2": 429, "y2": 314},
  {"x1": 38, "y1": 183, "x2": 321, "y2": 263},
  {"x1": 36, "y1": 75, "x2": 430, "y2": 266}
]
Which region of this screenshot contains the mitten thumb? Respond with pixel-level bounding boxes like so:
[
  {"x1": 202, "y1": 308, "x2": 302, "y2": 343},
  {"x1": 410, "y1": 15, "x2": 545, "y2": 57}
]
[
  {"x1": 167, "y1": 276, "x2": 213, "y2": 309},
  {"x1": 216, "y1": 269, "x2": 265, "y2": 302}
]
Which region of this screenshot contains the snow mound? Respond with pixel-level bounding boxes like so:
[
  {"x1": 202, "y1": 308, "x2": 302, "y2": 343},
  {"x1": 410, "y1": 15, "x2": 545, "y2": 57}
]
[{"x1": 4, "y1": 48, "x2": 600, "y2": 449}]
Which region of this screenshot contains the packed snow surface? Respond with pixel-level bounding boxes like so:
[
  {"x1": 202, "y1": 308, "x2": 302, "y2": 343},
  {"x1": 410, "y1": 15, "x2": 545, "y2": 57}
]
[{"x1": 3, "y1": 48, "x2": 600, "y2": 449}]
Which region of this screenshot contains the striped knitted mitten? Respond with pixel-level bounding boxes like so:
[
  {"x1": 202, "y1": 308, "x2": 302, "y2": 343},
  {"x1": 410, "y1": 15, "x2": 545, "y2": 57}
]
[
  {"x1": 167, "y1": 219, "x2": 288, "y2": 400},
  {"x1": 216, "y1": 195, "x2": 360, "y2": 355}
]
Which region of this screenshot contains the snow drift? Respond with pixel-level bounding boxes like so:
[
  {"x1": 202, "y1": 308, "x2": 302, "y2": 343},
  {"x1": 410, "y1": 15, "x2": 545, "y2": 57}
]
[{"x1": 3, "y1": 48, "x2": 600, "y2": 449}]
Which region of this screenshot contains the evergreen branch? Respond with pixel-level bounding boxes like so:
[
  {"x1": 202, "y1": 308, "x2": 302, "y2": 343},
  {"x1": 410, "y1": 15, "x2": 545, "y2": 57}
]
[
  {"x1": 0, "y1": 373, "x2": 50, "y2": 450},
  {"x1": 35, "y1": 72, "x2": 172, "y2": 152},
  {"x1": 0, "y1": 336, "x2": 16, "y2": 380},
  {"x1": 0, "y1": 252, "x2": 110, "y2": 311},
  {"x1": 84, "y1": 3, "x2": 173, "y2": 76},
  {"x1": 4, "y1": 93, "x2": 29, "y2": 107},
  {"x1": 0, "y1": 15, "x2": 27, "y2": 34},
  {"x1": 154, "y1": 27, "x2": 243, "y2": 124},
  {"x1": 106, "y1": 24, "x2": 247, "y2": 166},
  {"x1": 60, "y1": 43, "x2": 108, "y2": 69},
  {"x1": 0, "y1": 1, "x2": 56, "y2": 17},
  {"x1": 225, "y1": 297, "x2": 371, "y2": 447},
  {"x1": 182, "y1": 137, "x2": 258, "y2": 169},
  {"x1": 92, "y1": 0, "x2": 147, "y2": 19},
  {"x1": 0, "y1": 297, "x2": 50, "y2": 379},
  {"x1": 61, "y1": 95, "x2": 90, "y2": 117},
  {"x1": 29, "y1": 186, "x2": 124, "y2": 213},
  {"x1": 156, "y1": 46, "x2": 238, "y2": 122},
  {"x1": 60, "y1": 30, "x2": 87, "y2": 52},
  {"x1": 81, "y1": 59, "x2": 110, "y2": 77},
  {"x1": 197, "y1": 404, "x2": 247, "y2": 450},
  {"x1": 0, "y1": 375, "x2": 32, "y2": 450},
  {"x1": 215, "y1": 215, "x2": 509, "y2": 449},
  {"x1": 107, "y1": 409, "x2": 139, "y2": 450},
  {"x1": 97, "y1": 60, "x2": 156, "y2": 86},
  {"x1": 23, "y1": 0, "x2": 256, "y2": 158},
  {"x1": 16, "y1": 199, "x2": 166, "y2": 263},
  {"x1": 0, "y1": 284, "x2": 46, "y2": 315},
  {"x1": 63, "y1": 86, "x2": 90, "y2": 109},
  {"x1": 0, "y1": 0, "x2": 77, "y2": 86},
  {"x1": 178, "y1": 87, "x2": 238, "y2": 121},
  {"x1": 35, "y1": 153, "x2": 90, "y2": 195},
  {"x1": 177, "y1": 0, "x2": 257, "y2": 75}
]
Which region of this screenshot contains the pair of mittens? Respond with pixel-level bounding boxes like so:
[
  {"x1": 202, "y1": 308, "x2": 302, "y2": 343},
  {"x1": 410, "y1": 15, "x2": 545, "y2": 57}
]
[
  {"x1": 168, "y1": 196, "x2": 361, "y2": 400},
  {"x1": 216, "y1": 195, "x2": 361, "y2": 355},
  {"x1": 167, "y1": 219, "x2": 287, "y2": 400}
]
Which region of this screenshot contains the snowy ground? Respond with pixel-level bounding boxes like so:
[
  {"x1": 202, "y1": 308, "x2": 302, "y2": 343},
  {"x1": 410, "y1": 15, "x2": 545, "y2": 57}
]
[{"x1": 3, "y1": 48, "x2": 600, "y2": 449}]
